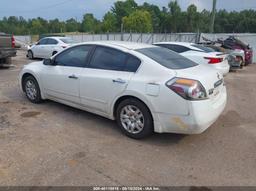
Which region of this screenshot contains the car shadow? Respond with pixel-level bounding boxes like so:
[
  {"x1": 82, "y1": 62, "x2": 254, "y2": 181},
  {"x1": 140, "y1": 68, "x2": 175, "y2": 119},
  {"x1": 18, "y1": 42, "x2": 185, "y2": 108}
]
[{"x1": 42, "y1": 100, "x2": 187, "y2": 145}]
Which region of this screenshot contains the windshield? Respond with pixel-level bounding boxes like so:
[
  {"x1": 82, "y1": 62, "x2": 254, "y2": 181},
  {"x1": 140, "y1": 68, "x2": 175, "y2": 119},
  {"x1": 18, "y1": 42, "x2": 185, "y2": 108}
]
[
  {"x1": 192, "y1": 44, "x2": 215, "y2": 53},
  {"x1": 59, "y1": 38, "x2": 76, "y2": 44},
  {"x1": 136, "y1": 47, "x2": 198, "y2": 69}
]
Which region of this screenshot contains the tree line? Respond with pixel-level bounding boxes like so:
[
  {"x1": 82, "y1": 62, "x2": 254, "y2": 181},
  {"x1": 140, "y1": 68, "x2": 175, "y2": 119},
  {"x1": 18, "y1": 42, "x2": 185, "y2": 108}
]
[{"x1": 1, "y1": 0, "x2": 256, "y2": 35}]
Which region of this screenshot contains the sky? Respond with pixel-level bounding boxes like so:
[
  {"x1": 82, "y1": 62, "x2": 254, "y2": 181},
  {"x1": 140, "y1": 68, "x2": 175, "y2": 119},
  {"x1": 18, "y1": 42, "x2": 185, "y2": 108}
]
[{"x1": 0, "y1": 0, "x2": 256, "y2": 21}]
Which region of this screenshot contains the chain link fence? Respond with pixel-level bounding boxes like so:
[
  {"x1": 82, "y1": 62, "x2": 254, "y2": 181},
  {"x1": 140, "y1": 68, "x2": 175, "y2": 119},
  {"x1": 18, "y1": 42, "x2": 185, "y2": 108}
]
[
  {"x1": 66, "y1": 33, "x2": 200, "y2": 44},
  {"x1": 14, "y1": 33, "x2": 256, "y2": 62}
]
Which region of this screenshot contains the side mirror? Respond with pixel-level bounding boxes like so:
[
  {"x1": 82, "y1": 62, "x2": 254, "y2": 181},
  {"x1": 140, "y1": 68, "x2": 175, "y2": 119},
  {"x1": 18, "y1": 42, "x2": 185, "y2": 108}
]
[{"x1": 43, "y1": 58, "x2": 54, "y2": 66}]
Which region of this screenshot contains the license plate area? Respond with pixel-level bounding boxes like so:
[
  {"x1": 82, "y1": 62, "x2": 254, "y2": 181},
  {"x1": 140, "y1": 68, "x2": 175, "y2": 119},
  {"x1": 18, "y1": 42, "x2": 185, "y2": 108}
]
[{"x1": 209, "y1": 79, "x2": 223, "y2": 98}]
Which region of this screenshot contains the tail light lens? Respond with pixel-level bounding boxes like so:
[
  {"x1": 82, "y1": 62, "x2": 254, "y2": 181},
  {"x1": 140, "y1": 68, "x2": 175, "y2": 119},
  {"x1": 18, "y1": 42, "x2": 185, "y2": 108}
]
[
  {"x1": 235, "y1": 56, "x2": 242, "y2": 62},
  {"x1": 204, "y1": 57, "x2": 223, "y2": 64},
  {"x1": 166, "y1": 78, "x2": 208, "y2": 100},
  {"x1": 11, "y1": 35, "x2": 15, "y2": 48}
]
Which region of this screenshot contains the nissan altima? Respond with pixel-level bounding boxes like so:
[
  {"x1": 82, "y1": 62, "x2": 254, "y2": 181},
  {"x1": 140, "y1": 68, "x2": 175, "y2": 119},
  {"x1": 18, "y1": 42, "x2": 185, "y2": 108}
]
[{"x1": 20, "y1": 41, "x2": 227, "y2": 139}]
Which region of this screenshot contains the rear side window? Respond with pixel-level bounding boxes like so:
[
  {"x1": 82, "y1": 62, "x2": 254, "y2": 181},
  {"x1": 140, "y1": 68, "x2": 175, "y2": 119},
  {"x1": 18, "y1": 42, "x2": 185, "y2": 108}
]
[
  {"x1": 124, "y1": 55, "x2": 141, "y2": 72},
  {"x1": 156, "y1": 44, "x2": 190, "y2": 53},
  {"x1": 136, "y1": 47, "x2": 198, "y2": 69},
  {"x1": 90, "y1": 47, "x2": 127, "y2": 71},
  {"x1": 38, "y1": 38, "x2": 48, "y2": 45},
  {"x1": 60, "y1": 38, "x2": 76, "y2": 44},
  {"x1": 192, "y1": 44, "x2": 215, "y2": 53},
  {"x1": 47, "y1": 39, "x2": 58, "y2": 45}
]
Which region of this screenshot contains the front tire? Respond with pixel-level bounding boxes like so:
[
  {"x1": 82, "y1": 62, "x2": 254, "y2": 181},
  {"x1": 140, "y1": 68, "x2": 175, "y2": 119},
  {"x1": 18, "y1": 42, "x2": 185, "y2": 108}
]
[
  {"x1": 27, "y1": 50, "x2": 34, "y2": 60},
  {"x1": 23, "y1": 76, "x2": 42, "y2": 104},
  {"x1": 52, "y1": 51, "x2": 58, "y2": 56},
  {"x1": 116, "y1": 98, "x2": 153, "y2": 139}
]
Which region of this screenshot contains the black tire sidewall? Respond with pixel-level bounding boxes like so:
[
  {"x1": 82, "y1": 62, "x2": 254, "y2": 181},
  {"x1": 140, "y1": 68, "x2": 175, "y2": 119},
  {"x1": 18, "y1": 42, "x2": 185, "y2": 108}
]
[
  {"x1": 24, "y1": 76, "x2": 42, "y2": 103},
  {"x1": 52, "y1": 51, "x2": 57, "y2": 56},
  {"x1": 28, "y1": 50, "x2": 33, "y2": 59},
  {"x1": 116, "y1": 98, "x2": 153, "y2": 139}
]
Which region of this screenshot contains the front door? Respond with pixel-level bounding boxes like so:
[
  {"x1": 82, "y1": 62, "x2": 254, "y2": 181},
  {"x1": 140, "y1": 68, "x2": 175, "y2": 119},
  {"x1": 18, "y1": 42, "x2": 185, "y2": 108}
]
[{"x1": 41, "y1": 45, "x2": 93, "y2": 103}]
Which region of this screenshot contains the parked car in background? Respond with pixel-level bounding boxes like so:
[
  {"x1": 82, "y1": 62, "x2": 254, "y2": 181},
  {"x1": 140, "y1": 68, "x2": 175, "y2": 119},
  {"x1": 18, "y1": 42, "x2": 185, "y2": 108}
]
[
  {"x1": 27, "y1": 37, "x2": 76, "y2": 59},
  {"x1": 217, "y1": 36, "x2": 253, "y2": 65},
  {"x1": 0, "y1": 33, "x2": 16, "y2": 67},
  {"x1": 20, "y1": 41, "x2": 227, "y2": 139},
  {"x1": 154, "y1": 42, "x2": 230, "y2": 76},
  {"x1": 205, "y1": 44, "x2": 245, "y2": 69}
]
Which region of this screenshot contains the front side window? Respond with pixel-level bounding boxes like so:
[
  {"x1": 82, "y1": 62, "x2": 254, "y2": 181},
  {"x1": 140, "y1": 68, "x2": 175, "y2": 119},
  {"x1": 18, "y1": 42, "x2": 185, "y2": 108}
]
[
  {"x1": 54, "y1": 45, "x2": 92, "y2": 67},
  {"x1": 136, "y1": 47, "x2": 198, "y2": 69},
  {"x1": 89, "y1": 47, "x2": 127, "y2": 71}
]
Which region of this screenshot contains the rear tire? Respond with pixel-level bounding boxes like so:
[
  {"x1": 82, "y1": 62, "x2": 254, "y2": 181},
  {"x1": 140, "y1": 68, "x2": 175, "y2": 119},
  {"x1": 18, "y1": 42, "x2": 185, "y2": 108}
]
[
  {"x1": 27, "y1": 50, "x2": 34, "y2": 60},
  {"x1": 116, "y1": 98, "x2": 153, "y2": 139},
  {"x1": 23, "y1": 75, "x2": 42, "y2": 104}
]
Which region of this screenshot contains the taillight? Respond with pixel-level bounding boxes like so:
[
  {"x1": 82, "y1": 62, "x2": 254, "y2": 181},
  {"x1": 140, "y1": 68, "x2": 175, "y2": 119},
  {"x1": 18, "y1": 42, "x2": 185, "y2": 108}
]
[
  {"x1": 204, "y1": 57, "x2": 223, "y2": 64},
  {"x1": 166, "y1": 78, "x2": 208, "y2": 100},
  {"x1": 11, "y1": 35, "x2": 15, "y2": 48},
  {"x1": 235, "y1": 56, "x2": 242, "y2": 62}
]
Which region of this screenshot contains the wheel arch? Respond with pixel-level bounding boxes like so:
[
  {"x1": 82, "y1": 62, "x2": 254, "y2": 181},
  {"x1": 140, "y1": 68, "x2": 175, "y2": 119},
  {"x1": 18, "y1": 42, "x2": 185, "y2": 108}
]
[
  {"x1": 21, "y1": 72, "x2": 45, "y2": 99},
  {"x1": 112, "y1": 94, "x2": 155, "y2": 122}
]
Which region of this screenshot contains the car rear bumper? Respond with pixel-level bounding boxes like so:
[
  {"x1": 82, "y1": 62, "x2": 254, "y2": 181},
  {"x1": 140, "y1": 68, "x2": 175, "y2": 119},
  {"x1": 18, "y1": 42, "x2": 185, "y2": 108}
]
[
  {"x1": 153, "y1": 87, "x2": 227, "y2": 134},
  {"x1": 0, "y1": 49, "x2": 16, "y2": 58},
  {"x1": 213, "y1": 62, "x2": 230, "y2": 76}
]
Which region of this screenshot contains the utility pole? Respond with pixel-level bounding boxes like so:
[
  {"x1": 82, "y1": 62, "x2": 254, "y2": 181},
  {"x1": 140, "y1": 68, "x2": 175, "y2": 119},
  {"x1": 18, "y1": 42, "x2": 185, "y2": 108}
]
[{"x1": 210, "y1": 0, "x2": 217, "y2": 33}]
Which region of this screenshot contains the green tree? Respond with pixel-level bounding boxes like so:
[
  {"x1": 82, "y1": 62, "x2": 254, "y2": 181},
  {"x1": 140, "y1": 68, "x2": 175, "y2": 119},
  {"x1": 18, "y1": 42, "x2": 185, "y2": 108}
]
[
  {"x1": 187, "y1": 4, "x2": 199, "y2": 32},
  {"x1": 66, "y1": 18, "x2": 79, "y2": 32},
  {"x1": 140, "y1": 2, "x2": 162, "y2": 32},
  {"x1": 81, "y1": 13, "x2": 99, "y2": 33},
  {"x1": 102, "y1": 12, "x2": 118, "y2": 32},
  {"x1": 111, "y1": 0, "x2": 138, "y2": 30},
  {"x1": 168, "y1": 0, "x2": 181, "y2": 32},
  {"x1": 122, "y1": 10, "x2": 153, "y2": 33}
]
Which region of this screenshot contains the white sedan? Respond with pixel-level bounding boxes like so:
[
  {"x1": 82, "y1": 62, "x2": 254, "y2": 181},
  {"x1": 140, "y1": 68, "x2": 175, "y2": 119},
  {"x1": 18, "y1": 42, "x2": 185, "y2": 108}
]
[
  {"x1": 154, "y1": 42, "x2": 230, "y2": 76},
  {"x1": 20, "y1": 41, "x2": 227, "y2": 139},
  {"x1": 27, "y1": 37, "x2": 76, "y2": 59}
]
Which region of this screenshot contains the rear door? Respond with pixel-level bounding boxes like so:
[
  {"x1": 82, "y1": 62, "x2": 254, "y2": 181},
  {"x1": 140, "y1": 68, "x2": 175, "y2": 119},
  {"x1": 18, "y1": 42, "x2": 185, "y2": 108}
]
[
  {"x1": 44, "y1": 38, "x2": 59, "y2": 58},
  {"x1": 79, "y1": 46, "x2": 141, "y2": 114},
  {"x1": 32, "y1": 38, "x2": 48, "y2": 58}
]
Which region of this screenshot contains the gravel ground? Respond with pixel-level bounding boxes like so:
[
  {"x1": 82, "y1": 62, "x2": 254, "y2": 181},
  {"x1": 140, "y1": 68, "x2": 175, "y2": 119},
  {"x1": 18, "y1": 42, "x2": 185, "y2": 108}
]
[{"x1": 0, "y1": 50, "x2": 255, "y2": 186}]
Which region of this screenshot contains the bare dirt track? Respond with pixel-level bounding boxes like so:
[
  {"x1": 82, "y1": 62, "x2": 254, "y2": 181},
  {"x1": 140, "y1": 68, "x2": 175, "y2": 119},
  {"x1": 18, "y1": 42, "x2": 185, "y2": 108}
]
[{"x1": 0, "y1": 50, "x2": 255, "y2": 186}]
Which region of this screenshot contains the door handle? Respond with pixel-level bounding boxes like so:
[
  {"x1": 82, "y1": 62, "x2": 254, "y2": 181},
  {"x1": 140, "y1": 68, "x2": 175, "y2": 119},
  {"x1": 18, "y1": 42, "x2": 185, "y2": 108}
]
[
  {"x1": 112, "y1": 78, "x2": 126, "y2": 84},
  {"x1": 68, "y1": 74, "x2": 78, "y2": 79}
]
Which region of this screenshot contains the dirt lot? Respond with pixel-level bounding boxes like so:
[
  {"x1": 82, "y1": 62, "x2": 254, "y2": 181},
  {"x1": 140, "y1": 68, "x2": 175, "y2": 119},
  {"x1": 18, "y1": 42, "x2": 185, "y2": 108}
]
[{"x1": 0, "y1": 50, "x2": 255, "y2": 186}]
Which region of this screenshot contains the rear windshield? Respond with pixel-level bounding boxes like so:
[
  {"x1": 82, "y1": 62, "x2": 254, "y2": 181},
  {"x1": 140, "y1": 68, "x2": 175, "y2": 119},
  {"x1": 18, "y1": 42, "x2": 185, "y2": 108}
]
[
  {"x1": 136, "y1": 47, "x2": 198, "y2": 69},
  {"x1": 59, "y1": 38, "x2": 76, "y2": 44},
  {"x1": 192, "y1": 44, "x2": 215, "y2": 53}
]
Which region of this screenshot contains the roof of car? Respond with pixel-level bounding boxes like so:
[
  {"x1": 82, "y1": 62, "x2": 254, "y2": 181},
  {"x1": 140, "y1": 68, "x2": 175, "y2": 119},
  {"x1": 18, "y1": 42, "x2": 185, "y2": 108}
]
[
  {"x1": 78, "y1": 41, "x2": 155, "y2": 50},
  {"x1": 43, "y1": 36, "x2": 70, "y2": 40},
  {"x1": 154, "y1": 41, "x2": 195, "y2": 46}
]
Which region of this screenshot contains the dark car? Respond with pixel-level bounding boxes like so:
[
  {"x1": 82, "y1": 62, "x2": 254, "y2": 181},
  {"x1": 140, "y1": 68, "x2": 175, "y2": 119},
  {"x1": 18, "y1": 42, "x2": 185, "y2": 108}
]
[
  {"x1": 0, "y1": 33, "x2": 17, "y2": 67},
  {"x1": 218, "y1": 36, "x2": 253, "y2": 65}
]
